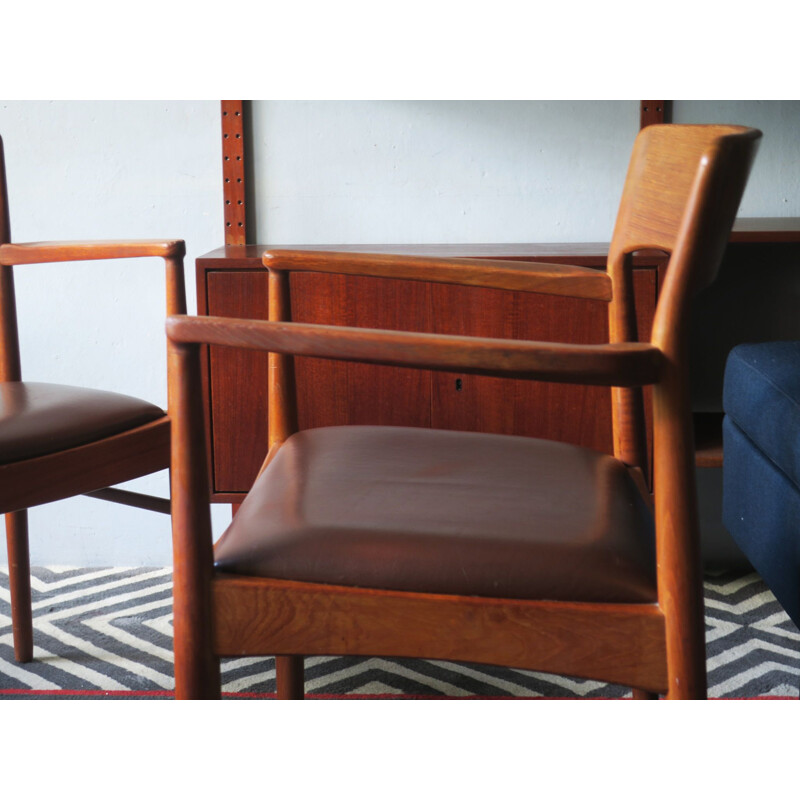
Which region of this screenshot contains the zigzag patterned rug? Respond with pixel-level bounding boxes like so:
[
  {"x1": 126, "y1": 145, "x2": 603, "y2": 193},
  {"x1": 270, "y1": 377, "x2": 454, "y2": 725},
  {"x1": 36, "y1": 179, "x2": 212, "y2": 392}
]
[{"x1": 0, "y1": 567, "x2": 798, "y2": 699}]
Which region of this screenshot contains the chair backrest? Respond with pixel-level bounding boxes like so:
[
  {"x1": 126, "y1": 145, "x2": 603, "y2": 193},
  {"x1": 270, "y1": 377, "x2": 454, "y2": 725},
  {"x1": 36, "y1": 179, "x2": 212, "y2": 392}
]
[{"x1": 606, "y1": 124, "x2": 761, "y2": 469}]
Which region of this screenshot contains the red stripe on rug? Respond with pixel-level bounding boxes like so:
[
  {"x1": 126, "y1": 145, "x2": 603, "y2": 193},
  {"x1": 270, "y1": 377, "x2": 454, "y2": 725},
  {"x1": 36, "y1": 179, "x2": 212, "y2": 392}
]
[
  {"x1": 0, "y1": 688, "x2": 794, "y2": 699},
  {"x1": 0, "y1": 689, "x2": 597, "y2": 699}
]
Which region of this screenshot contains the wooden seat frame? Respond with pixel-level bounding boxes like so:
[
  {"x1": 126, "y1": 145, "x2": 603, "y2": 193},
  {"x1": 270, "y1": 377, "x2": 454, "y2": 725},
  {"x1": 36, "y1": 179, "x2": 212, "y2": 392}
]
[
  {"x1": 0, "y1": 135, "x2": 186, "y2": 662},
  {"x1": 167, "y1": 124, "x2": 760, "y2": 700}
]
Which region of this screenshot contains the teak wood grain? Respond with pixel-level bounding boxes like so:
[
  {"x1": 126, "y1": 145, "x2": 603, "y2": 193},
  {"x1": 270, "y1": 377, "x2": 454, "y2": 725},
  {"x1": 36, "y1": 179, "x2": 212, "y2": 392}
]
[
  {"x1": 170, "y1": 315, "x2": 665, "y2": 387},
  {"x1": 198, "y1": 223, "x2": 800, "y2": 499},
  {"x1": 200, "y1": 261, "x2": 664, "y2": 498},
  {"x1": 211, "y1": 575, "x2": 669, "y2": 693},
  {"x1": 0, "y1": 418, "x2": 170, "y2": 514},
  {"x1": 221, "y1": 100, "x2": 247, "y2": 245},
  {"x1": 640, "y1": 101, "x2": 670, "y2": 129},
  {"x1": 292, "y1": 272, "x2": 434, "y2": 432},
  {"x1": 262, "y1": 250, "x2": 613, "y2": 301},
  {"x1": 427, "y1": 272, "x2": 656, "y2": 456},
  {"x1": 171, "y1": 125, "x2": 761, "y2": 700},
  {"x1": 207, "y1": 271, "x2": 270, "y2": 492},
  {"x1": 0, "y1": 239, "x2": 184, "y2": 265}
]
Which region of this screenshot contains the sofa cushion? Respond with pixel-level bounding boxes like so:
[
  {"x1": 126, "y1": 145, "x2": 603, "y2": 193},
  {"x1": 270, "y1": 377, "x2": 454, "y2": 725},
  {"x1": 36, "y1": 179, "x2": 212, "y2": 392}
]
[
  {"x1": 723, "y1": 341, "x2": 800, "y2": 492},
  {"x1": 722, "y1": 415, "x2": 800, "y2": 626}
]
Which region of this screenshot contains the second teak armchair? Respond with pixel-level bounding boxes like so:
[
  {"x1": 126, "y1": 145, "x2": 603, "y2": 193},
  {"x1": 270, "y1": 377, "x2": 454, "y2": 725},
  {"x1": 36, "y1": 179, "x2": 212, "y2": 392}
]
[
  {"x1": 0, "y1": 135, "x2": 186, "y2": 663},
  {"x1": 168, "y1": 123, "x2": 761, "y2": 700}
]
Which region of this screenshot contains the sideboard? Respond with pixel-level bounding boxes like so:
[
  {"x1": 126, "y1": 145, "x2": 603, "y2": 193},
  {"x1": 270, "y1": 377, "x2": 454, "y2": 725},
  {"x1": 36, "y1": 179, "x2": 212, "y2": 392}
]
[{"x1": 196, "y1": 218, "x2": 800, "y2": 509}]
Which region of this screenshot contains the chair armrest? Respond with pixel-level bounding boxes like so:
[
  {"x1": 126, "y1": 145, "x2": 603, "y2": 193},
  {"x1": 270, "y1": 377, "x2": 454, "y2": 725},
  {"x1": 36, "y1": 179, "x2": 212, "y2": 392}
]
[
  {"x1": 167, "y1": 315, "x2": 663, "y2": 387},
  {"x1": 0, "y1": 239, "x2": 187, "y2": 317},
  {"x1": 0, "y1": 239, "x2": 185, "y2": 265},
  {"x1": 263, "y1": 250, "x2": 612, "y2": 302}
]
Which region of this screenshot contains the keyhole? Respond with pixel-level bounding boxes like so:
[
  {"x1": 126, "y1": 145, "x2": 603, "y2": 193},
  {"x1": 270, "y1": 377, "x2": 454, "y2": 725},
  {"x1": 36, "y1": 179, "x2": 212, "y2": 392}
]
[{"x1": 455, "y1": 379, "x2": 463, "y2": 391}]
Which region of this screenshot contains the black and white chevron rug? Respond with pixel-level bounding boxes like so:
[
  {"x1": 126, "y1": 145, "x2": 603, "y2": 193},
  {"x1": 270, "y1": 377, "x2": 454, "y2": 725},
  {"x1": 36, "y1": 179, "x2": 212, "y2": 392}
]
[{"x1": 0, "y1": 567, "x2": 797, "y2": 699}]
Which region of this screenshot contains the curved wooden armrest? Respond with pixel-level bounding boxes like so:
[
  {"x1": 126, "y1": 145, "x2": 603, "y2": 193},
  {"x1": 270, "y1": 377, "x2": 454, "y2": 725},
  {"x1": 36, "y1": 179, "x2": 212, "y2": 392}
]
[
  {"x1": 0, "y1": 239, "x2": 187, "y2": 318},
  {"x1": 167, "y1": 315, "x2": 663, "y2": 387},
  {"x1": 263, "y1": 250, "x2": 612, "y2": 302},
  {"x1": 0, "y1": 239, "x2": 185, "y2": 266}
]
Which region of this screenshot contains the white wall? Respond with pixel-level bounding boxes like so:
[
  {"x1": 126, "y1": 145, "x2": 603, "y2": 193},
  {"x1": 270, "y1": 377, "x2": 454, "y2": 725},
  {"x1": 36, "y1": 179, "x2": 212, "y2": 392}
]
[
  {"x1": 672, "y1": 101, "x2": 800, "y2": 217},
  {"x1": 0, "y1": 101, "x2": 228, "y2": 566},
  {"x1": 1, "y1": 100, "x2": 798, "y2": 566},
  {"x1": 251, "y1": 101, "x2": 640, "y2": 243},
  {"x1": 251, "y1": 100, "x2": 800, "y2": 245}
]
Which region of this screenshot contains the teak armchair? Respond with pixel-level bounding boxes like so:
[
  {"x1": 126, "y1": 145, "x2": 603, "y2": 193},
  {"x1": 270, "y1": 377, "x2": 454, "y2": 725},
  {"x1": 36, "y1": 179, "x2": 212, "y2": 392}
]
[
  {"x1": 168, "y1": 124, "x2": 760, "y2": 700},
  {"x1": 0, "y1": 135, "x2": 186, "y2": 662}
]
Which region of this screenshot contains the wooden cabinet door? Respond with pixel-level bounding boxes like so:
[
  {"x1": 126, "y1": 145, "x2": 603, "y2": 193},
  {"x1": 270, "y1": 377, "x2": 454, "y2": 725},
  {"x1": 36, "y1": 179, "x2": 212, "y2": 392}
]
[
  {"x1": 205, "y1": 266, "x2": 657, "y2": 496},
  {"x1": 429, "y1": 269, "x2": 657, "y2": 455},
  {"x1": 207, "y1": 271, "x2": 270, "y2": 494},
  {"x1": 290, "y1": 273, "x2": 433, "y2": 431},
  {"x1": 207, "y1": 270, "x2": 433, "y2": 494}
]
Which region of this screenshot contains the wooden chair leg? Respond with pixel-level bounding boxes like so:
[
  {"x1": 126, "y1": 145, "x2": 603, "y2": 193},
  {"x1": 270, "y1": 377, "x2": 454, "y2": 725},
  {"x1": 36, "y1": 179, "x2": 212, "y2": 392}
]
[
  {"x1": 5, "y1": 509, "x2": 33, "y2": 663},
  {"x1": 663, "y1": 574, "x2": 708, "y2": 699},
  {"x1": 631, "y1": 689, "x2": 659, "y2": 699},
  {"x1": 172, "y1": 589, "x2": 221, "y2": 699},
  {"x1": 173, "y1": 647, "x2": 221, "y2": 700},
  {"x1": 276, "y1": 655, "x2": 305, "y2": 699}
]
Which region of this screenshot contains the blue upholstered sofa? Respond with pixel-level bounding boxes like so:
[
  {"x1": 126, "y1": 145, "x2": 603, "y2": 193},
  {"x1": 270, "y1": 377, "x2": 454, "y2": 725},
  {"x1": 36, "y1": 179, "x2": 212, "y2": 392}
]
[{"x1": 722, "y1": 341, "x2": 800, "y2": 626}]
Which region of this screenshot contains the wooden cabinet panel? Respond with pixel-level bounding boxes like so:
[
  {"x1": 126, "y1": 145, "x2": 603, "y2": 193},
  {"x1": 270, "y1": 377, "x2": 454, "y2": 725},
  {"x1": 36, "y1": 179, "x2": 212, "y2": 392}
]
[
  {"x1": 198, "y1": 226, "x2": 800, "y2": 499},
  {"x1": 290, "y1": 273, "x2": 433, "y2": 430},
  {"x1": 429, "y1": 269, "x2": 657, "y2": 455},
  {"x1": 207, "y1": 267, "x2": 657, "y2": 495},
  {"x1": 199, "y1": 247, "x2": 662, "y2": 499},
  {"x1": 207, "y1": 270, "x2": 433, "y2": 493},
  {"x1": 207, "y1": 271, "x2": 270, "y2": 493}
]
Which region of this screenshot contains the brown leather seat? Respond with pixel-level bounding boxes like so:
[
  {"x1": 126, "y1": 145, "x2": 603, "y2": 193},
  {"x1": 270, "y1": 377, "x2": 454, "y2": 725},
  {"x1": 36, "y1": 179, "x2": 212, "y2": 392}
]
[
  {"x1": 214, "y1": 426, "x2": 657, "y2": 603},
  {"x1": 0, "y1": 381, "x2": 165, "y2": 464}
]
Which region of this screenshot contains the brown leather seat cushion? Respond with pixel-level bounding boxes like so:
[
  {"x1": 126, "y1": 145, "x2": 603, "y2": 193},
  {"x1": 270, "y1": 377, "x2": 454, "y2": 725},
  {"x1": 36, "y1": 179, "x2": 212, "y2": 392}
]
[
  {"x1": 214, "y1": 426, "x2": 657, "y2": 603},
  {"x1": 0, "y1": 381, "x2": 165, "y2": 464}
]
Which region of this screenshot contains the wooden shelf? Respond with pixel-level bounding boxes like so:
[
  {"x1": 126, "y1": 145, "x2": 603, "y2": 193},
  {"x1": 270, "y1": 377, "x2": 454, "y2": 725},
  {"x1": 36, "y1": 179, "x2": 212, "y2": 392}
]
[{"x1": 730, "y1": 217, "x2": 800, "y2": 242}]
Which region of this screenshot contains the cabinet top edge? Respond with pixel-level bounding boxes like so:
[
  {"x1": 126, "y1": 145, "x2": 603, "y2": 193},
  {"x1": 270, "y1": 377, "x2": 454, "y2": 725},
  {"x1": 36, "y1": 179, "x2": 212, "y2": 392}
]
[
  {"x1": 197, "y1": 243, "x2": 632, "y2": 268},
  {"x1": 196, "y1": 219, "x2": 800, "y2": 265}
]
